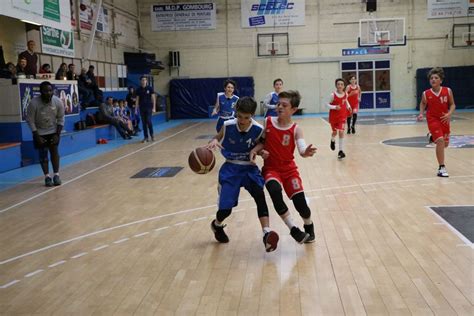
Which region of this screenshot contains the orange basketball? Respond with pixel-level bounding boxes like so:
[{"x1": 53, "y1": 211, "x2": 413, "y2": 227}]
[{"x1": 188, "y1": 147, "x2": 216, "y2": 174}]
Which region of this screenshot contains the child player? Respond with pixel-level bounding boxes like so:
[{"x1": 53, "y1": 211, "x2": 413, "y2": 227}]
[
  {"x1": 417, "y1": 67, "x2": 455, "y2": 177},
  {"x1": 327, "y1": 78, "x2": 352, "y2": 159},
  {"x1": 207, "y1": 97, "x2": 279, "y2": 252},
  {"x1": 263, "y1": 78, "x2": 284, "y2": 117},
  {"x1": 345, "y1": 75, "x2": 361, "y2": 134},
  {"x1": 211, "y1": 79, "x2": 239, "y2": 132},
  {"x1": 255, "y1": 90, "x2": 318, "y2": 244}
]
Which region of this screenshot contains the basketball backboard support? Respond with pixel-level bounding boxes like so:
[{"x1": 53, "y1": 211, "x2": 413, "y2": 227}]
[
  {"x1": 359, "y1": 18, "x2": 406, "y2": 47},
  {"x1": 452, "y1": 23, "x2": 474, "y2": 48},
  {"x1": 257, "y1": 33, "x2": 289, "y2": 57}
]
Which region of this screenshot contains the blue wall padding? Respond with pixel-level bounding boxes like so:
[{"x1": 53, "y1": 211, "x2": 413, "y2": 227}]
[
  {"x1": 416, "y1": 66, "x2": 474, "y2": 109},
  {"x1": 169, "y1": 77, "x2": 254, "y2": 119}
]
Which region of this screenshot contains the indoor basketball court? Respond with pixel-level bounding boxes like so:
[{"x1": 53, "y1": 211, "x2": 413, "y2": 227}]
[{"x1": 0, "y1": 0, "x2": 473, "y2": 315}]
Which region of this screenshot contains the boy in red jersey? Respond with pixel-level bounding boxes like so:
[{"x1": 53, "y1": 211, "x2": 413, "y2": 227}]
[
  {"x1": 251, "y1": 90, "x2": 317, "y2": 243},
  {"x1": 417, "y1": 67, "x2": 455, "y2": 177},
  {"x1": 327, "y1": 78, "x2": 352, "y2": 159},
  {"x1": 345, "y1": 76, "x2": 361, "y2": 134}
]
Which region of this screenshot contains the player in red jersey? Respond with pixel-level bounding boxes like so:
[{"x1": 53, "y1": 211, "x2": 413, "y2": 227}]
[
  {"x1": 345, "y1": 76, "x2": 361, "y2": 134},
  {"x1": 417, "y1": 67, "x2": 455, "y2": 177},
  {"x1": 327, "y1": 78, "x2": 352, "y2": 159},
  {"x1": 251, "y1": 90, "x2": 317, "y2": 244}
]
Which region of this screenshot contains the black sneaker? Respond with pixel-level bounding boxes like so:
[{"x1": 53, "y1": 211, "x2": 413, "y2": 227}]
[
  {"x1": 211, "y1": 220, "x2": 229, "y2": 243},
  {"x1": 45, "y1": 176, "x2": 53, "y2": 187},
  {"x1": 263, "y1": 230, "x2": 279, "y2": 252},
  {"x1": 347, "y1": 128, "x2": 351, "y2": 134},
  {"x1": 351, "y1": 126, "x2": 355, "y2": 134},
  {"x1": 151, "y1": 136, "x2": 155, "y2": 142},
  {"x1": 141, "y1": 138, "x2": 149, "y2": 143},
  {"x1": 53, "y1": 175, "x2": 62, "y2": 186},
  {"x1": 290, "y1": 226, "x2": 310, "y2": 244},
  {"x1": 303, "y1": 223, "x2": 316, "y2": 243},
  {"x1": 338, "y1": 150, "x2": 346, "y2": 159},
  {"x1": 330, "y1": 140, "x2": 335, "y2": 151}
]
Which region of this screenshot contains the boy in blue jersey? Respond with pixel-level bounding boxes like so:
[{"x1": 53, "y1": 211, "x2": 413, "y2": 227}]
[
  {"x1": 263, "y1": 78, "x2": 283, "y2": 117},
  {"x1": 211, "y1": 79, "x2": 239, "y2": 132},
  {"x1": 207, "y1": 96, "x2": 279, "y2": 252}
]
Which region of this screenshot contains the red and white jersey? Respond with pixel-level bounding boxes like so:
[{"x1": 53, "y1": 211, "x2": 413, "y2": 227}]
[
  {"x1": 424, "y1": 87, "x2": 450, "y2": 119},
  {"x1": 263, "y1": 116, "x2": 297, "y2": 170},
  {"x1": 347, "y1": 85, "x2": 359, "y2": 107},
  {"x1": 329, "y1": 92, "x2": 349, "y2": 123}
]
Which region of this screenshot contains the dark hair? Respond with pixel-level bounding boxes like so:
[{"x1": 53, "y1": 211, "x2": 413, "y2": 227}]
[
  {"x1": 335, "y1": 78, "x2": 346, "y2": 87},
  {"x1": 223, "y1": 79, "x2": 236, "y2": 89},
  {"x1": 140, "y1": 75, "x2": 148, "y2": 80},
  {"x1": 39, "y1": 81, "x2": 52, "y2": 90},
  {"x1": 349, "y1": 75, "x2": 356, "y2": 81},
  {"x1": 106, "y1": 96, "x2": 113, "y2": 101},
  {"x1": 273, "y1": 78, "x2": 283, "y2": 86},
  {"x1": 89, "y1": 65, "x2": 95, "y2": 69},
  {"x1": 278, "y1": 90, "x2": 301, "y2": 108},
  {"x1": 68, "y1": 63, "x2": 75, "y2": 68},
  {"x1": 41, "y1": 63, "x2": 50, "y2": 69},
  {"x1": 428, "y1": 67, "x2": 444, "y2": 81},
  {"x1": 235, "y1": 96, "x2": 257, "y2": 115}
]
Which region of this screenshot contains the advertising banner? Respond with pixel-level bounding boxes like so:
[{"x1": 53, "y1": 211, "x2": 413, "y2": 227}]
[
  {"x1": 41, "y1": 26, "x2": 75, "y2": 57},
  {"x1": 427, "y1": 0, "x2": 472, "y2": 18},
  {"x1": 20, "y1": 82, "x2": 80, "y2": 121},
  {"x1": 241, "y1": 0, "x2": 305, "y2": 28},
  {"x1": 5, "y1": 0, "x2": 71, "y2": 30},
  {"x1": 151, "y1": 3, "x2": 216, "y2": 31}
]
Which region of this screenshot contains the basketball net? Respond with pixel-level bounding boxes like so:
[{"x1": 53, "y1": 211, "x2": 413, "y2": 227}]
[
  {"x1": 377, "y1": 40, "x2": 390, "y2": 47},
  {"x1": 270, "y1": 49, "x2": 278, "y2": 56},
  {"x1": 466, "y1": 40, "x2": 473, "y2": 46}
]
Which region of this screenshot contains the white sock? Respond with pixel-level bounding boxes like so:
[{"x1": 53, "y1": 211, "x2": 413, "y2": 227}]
[
  {"x1": 303, "y1": 218, "x2": 313, "y2": 225},
  {"x1": 45, "y1": 174, "x2": 50, "y2": 178},
  {"x1": 339, "y1": 138, "x2": 344, "y2": 151},
  {"x1": 282, "y1": 213, "x2": 296, "y2": 230},
  {"x1": 214, "y1": 219, "x2": 224, "y2": 226},
  {"x1": 331, "y1": 137, "x2": 335, "y2": 142},
  {"x1": 54, "y1": 173, "x2": 59, "y2": 176},
  {"x1": 262, "y1": 227, "x2": 271, "y2": 235}
]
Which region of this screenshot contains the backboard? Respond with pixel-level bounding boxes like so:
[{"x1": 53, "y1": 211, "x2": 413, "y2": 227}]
[
  {"x1": 452, "y1": 23, "x2": 474, "y2": 48},
  {"x1": 359, "y1": 18, "x2": 406, "y2": 47},
  {"x1": 257, "y1": 33, "x2": 289, "y2": 57}
]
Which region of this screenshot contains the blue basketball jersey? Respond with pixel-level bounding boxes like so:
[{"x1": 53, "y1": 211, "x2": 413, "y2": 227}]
[
  {"x1": 217, "y1": 93, "x2": 239, "y2": 118},
  {"x1": 220, "y1": 118, "x2": 263, "y2": 162},
  {"x1": 265, "y1": 91, "x2": 279, "y2": 117}
]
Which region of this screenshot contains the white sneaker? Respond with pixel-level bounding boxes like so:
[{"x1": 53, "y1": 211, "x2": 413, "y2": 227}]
[{"x1": 437, "y1": 167, "x2": 449, "y2": 177}]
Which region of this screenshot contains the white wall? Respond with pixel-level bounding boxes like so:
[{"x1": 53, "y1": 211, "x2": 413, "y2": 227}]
[{"x1": 137, "y1": 0, "x2": 474, "y2": 112}]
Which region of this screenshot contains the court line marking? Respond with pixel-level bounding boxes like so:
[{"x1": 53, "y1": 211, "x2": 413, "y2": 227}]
[
  {"x1": 48, "y1": 260, "x2": 66, "y2": 268},
  {"x1": 70, "y1": 252, "x2": 88, "y2": 259},
  {"x1": 193, "y1": 217, "x2": 208, "y2": 222},
  {"x1": 133, "y1": 232, "x2": 150, "y2": 238},
  {"x1": 24, "y1": 269, "x2": 44, "y2": 278},
  {"x1": 1, "y1": 174, "x2": 472, "y2": 266},
  {"x1": 0, "y1": 280, "x2": 20, "y2": 289},
  {"x1": 154, "y1": 226, "x2": 169, "y2": 232},
  {"x1": 424, "y1": 206, "x2": 473, "y2": 248},
  {"x1": 113, "y1": 238, "x2": 129, "y2": 244},
  {"x1": 0, "y1": 123, "x2": 202, "y2": 215},
  {"x1": 173, "y1": 221, "x2": 187, "y2": 226},
  {"x1": 92, "y1": 245, "x2": 109, "y2": 251}
]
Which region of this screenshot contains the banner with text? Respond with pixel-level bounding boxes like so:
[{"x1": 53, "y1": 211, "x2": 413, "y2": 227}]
[
  {"x1": 151, "y1": 3, "x2": 216, "y2": 31},
  {"x1": 21, "y1": 82, "x2": 80, "y2": 121},
  {"x1": 241, "y1": 0, "x2": 305, "y2": 28},
  {"x1": 41, "y1": 26, "x2": 74, "y2": 57},
  {"x1": 4, "y1": 0, "x2": 71, "y2": 31},
  {"x1": 427, "y1": 0, "x2": 473, "y2": 18},
  {"x1": 71, "y1": 0, "x2": 109, "y2": 33}
]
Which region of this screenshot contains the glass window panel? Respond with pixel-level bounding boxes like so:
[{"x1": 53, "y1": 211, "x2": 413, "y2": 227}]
[
  {"x1": 360, "y1": 93, "x2": 374, "y2": 109},
  {"x1": 375, "y1": 70, "x2": 390, "y2": 91},
  {"x1": 341, "y1": 62, "x2": 356, "y2": 70},
  {"x1": 358, "y1": 61, "x2": 373, "y2": 70},
  {"x1": 342, "y1": 71, "x2": 356, "y2": 86},
  {"x1": 359, "y1": 71, "x2": 374, "y2": 91},
  {"x1": 375, "y1": 60, "x2": 390, "y2": 69}
]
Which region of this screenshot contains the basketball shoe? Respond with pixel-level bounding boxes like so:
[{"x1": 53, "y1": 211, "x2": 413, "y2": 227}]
[
  {"x1": 263, "y1": 230, "x2": 279, "y2": 252},
  {"x1": 211, "y1": 220, "x2": 229, "y2": 243},
  {"x1": 290, "y1": 226, "x2": 310, "y2": 244},
  {"x1": 303, "y1": 223, "x2": 316, "y2": 243},
  {"x1": 437, "y1": 166, "x2": 449, "y2": 177}
]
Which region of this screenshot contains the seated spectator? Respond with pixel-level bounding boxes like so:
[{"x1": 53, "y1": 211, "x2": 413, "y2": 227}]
[
  {"x1": 16, "y1": 57, "x2": 28, "y2": 77},
  {"x1": 117, "y1": 99, "x2": 135, "y2": 134},
  {"x1": 66, "y1": 64, "x2": 78, "y2": 80},
  {"x1": 0, "y1": 62, "x2": 17, "y2": 80},
  {"x1": 40, "y1": 63, "x2": 52, "y2": 74},
  {"x1": 126, "y1": 88, "x2": 141, "y2": 132},
  {"x1": 56, "y1": 63, "x2": 68, "y2": 80},
  {"x1": 77, "y1": 68, "x2": 94, "y2": 107},
  {"x1": 98, "y1": 96, "x2": 133, "y2": 140}
]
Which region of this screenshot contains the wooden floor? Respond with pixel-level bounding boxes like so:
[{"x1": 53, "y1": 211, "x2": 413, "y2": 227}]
[{"x1": 0, "y1": 113, "x2": 473, "y2": 315}]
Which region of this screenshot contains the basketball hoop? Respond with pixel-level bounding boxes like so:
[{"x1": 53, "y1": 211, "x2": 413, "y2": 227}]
[
  {"x1": 466, "y1": 40, "x2": 473, "y2": 46},
  {"x1": 269, "y1": 49, "x2": 278, "y2": 56},
  {"x1": 377, "y1": 40, "x2": 390, "y2": 47}
]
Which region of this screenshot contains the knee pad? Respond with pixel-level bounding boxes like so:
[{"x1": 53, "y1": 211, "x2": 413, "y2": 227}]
[
  {"x1": 248, "y1": 184, "x2": 269, "y2": 218},
  {"x1": 216, "y1": 208, "x2": 232, "y2": 222},
  {"x1": 292, "y1": 192, "x2": 311, "y2": 219},
  {"x1": 265, "y1": 180, "x2": 288, "y2": 215}
]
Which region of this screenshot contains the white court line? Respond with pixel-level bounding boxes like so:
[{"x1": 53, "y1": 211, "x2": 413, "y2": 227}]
[
  {"x1": 422, "y1": 183, "x2": 435, "y2": 186},
  {"x1": 93, "y1": 245, "x2": 109, "y2": 251},
  {"x1": 0, "y1": 123, "x2": 202, "y2": 215},
  {"x1": 154, "y1": 226, "x2": 169, "y2": 232},
  {"x1": 344, "y1": 191, "x2": 358, "y2": 195},
  {"x1": 133, "y1": 232, "x2": 150, "y2": 238},
  {"x1": 70, "y1": 252, "x2": 88, "y2": 259},
  {"x1": 24, "y1": 269, "x2": 44, "y2": 278},
  {"x1": 1, "y1": 280, "x2": 20, "y2": 289},
  {"x1": 48, "y1": 260, "x2": 66, "y2": 268},
  {"x1": 174, "y1": 221, "x2": 187, "y2": 226},
  {"x1": 193, "y1": 217, "x2": 207, "y2": 222},
  {"x1": 113, "y1": 238, "x2": 129, "y2": 244},
  {"x1": 424, "y1": 206, "x2": 473, "y2": 248},
  {"x1": 2, "y1": 174, "x2": 473, "y2": 266},
  {"x1": 319, "y1": 117, "x2": 330, "y2": 127}
]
